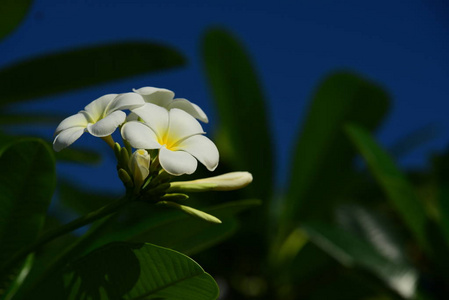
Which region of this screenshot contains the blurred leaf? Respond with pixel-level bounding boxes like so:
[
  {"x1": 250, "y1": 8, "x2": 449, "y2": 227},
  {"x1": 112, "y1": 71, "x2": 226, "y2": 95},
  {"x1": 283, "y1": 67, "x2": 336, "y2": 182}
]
[
  {"x1": 54, "y1": 146, "x2": 102, "y2": 164},
  {"x1": 0, "y1": 113, "x2": 65, "y2": 125},
  {"x1": 202, "y1": 28, "x2": 273, "y2": 202},
  {"x1": 0, "y1": 139, "x2": 55, "y2": 281},
  {"x1": 0, "y1": 42, "x2": 185, "y2": 105},
  {"x1": 81, "y1": 199, "x2": 261, "y2": 257},
  {"x1": 1, "y1": 254, "x2": 33, "y2": 300},
  {"x1": 335, "y1": 204, "x2": 409, "y2": 264},
  {"x1": 389, "y1": 124, "x2": 440, "y2": 159},
  {"x1": 0, "y1": 0, "x2": 32, "y2": 40},
  {"x1": 37, "y1": 242, "x2": 219, "y2": 300},
  {"x1": 59, "y1": 180, "x2": 116, "y2": 215},
  {"x1": 284, "y1": 72, "x2": 389, "y2": 225},
  {"x1": 11, "y1": 216, "x2": 79, "y2": 300},
  {"x1": 303, "y1": 222, "x2": 418, "y2": 299},
  {"x1": 346, "y1": 124, "x2": 427, "y2": 249}
]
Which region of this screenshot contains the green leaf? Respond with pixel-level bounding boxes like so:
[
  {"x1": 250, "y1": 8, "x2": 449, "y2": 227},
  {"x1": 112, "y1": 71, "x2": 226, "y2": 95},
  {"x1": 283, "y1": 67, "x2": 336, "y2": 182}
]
[
  {"x1": 81, "y1": 199, "x2": 261, "y2": 257},
  {"x1": 39, "y1": 242, "x2": 219, "y2": 300},
  {"x1": 54, "y1": 146, "x2": 102, "y2": 165},
  {"x1": 0, "y1": 42, "x2": 185, "y2": 105},
  {"x1": 0, "y1": 113, "x2": 65, "y2": 126},
  {"x1": 1, "y1": 254, "x2": 33, "y2": 300},
  {"x1": 0, "y1": 0, "x2": 32, "y2": 41},
  {"x1": 202, "y1": 29, "x2": 273, "y2": 201},
  {"x1": 303, "y1": 222, "x2": 418, "y2": 299},
  {"x1": 345, "y1": 123, "x2": 427, "y2": 248},
  {"x1": 284, "y1": 72, "x2": 389, "y2": 224},
  {"x1": 0, "y1": 139, "x2": 56, "y2": 278}
]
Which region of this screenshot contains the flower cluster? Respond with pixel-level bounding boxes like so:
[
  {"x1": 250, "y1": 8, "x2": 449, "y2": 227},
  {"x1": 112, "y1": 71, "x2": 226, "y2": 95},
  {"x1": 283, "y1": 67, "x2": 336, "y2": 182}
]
[{"x1": 54, "y1": 86, "x2": 252, "y2": 223}]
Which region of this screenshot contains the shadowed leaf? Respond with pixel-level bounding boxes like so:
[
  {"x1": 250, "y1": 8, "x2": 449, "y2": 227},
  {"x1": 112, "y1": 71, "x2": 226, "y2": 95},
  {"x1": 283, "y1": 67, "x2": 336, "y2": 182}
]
[
  {"x1": 0, "y1": 0, "x2": 32, "y2": 40},
  {"x1": 0, "y1": 42, "x2": 185, "y2": 105},
  {"x1": 346, "y1": 123, "x2": 427, "y2": 249},
  {"x1": 202, "y1": 29, "x2": 273, "y2": 202},
  {"x1": 37, "y1": 242, "x2": 219, "y2": 300}
]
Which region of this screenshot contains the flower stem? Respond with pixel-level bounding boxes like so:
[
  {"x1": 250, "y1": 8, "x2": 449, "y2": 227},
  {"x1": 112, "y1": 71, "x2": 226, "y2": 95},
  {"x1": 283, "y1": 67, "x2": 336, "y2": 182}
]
[
  {"x1": 0, "y1": 195, "x2": 131, "y2": 276},
  {"x1": 101, "y1": 135, "x2": 115, "y2": 149}
]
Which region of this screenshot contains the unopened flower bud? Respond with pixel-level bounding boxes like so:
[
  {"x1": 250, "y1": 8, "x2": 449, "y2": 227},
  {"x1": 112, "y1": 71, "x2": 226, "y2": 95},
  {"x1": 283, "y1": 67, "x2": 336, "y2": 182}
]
[
  {"x1": 118, "y1": 168, "x2": 133, "y2": 188},
  {"x1": 168, "y1": 171, "x2": 253, "y2": 193},
  {"x1": 128, "y1": 149, "x2": 151, "y2": 191}
]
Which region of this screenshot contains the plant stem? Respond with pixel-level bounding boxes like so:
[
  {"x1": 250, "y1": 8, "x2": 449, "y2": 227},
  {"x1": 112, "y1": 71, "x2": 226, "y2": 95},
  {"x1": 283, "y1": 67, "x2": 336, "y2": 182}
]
[
  {"x1": 0, "y1": 195, "x2": 131, "y2": 276},
  {"x1": 101, "y1": 135, "x2": 115, "y2": 149}
]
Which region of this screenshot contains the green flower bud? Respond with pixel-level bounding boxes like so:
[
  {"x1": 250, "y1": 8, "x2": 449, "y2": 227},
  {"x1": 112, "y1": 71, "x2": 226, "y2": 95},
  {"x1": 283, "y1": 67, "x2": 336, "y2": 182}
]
[
  {"x1": 118, "y1": 168, "x2": 133, "y2": 188},
  {"x1": 157, "y1": 201, "x2": 222, "y2": 224}
]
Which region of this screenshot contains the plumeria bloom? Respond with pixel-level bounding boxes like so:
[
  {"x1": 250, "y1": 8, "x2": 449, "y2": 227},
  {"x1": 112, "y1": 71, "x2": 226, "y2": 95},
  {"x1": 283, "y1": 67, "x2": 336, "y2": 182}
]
[
  {"x1": 121, "y1": 103, "x2": 218, "y2": 176},
  {"x1": 168, "y1": 172, "x2": 253, "y2": 192},
  {"x1": 133, "y1": 87, "x2": 208, "y2": 123},
  {"x1": 53, "y1": 93, "x2": 144, "y2": 151}
]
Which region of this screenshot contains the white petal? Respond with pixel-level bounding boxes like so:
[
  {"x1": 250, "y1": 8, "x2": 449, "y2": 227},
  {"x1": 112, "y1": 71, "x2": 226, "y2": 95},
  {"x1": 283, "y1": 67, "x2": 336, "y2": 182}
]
[
  {"x1": 105, "y1": 92, "x2": 145, "y2": 114},
  {"x1": 133, "y1": 87, "x2": 174, "y2": 107},
  {"x1": 121, "y1": 121, "x2": 161, "y2": 149},
  {"x1": 168, "y1": 98, "x2": 209, "y2": 123},
  {"x1": 53, "y1": 127, "x2": 85, "y2": 152},
  {"x1": 166, "y1": 109, "x2": 204, "y2": 145},
  {"x1": 131, "y1": 103, "x2": 169, "y2": 138},
  {"x1": 126, "y1": 112, "x2": 140, "y2": 122},
  {"x1": 84, "y1": 94, "x2": 117, "y2": 120},
  {"x1": 159, "y1": 147, "x2": 197, "y2": 176},
  {"x1": 86, "y1": 110, "x2": 126, "y2": 137},
  {"x1": 175, "y1": 135, "x2": 219, "y2": 171},
  {"x1": 54, "y1": 113, "x2": 88, "y2": 135}
]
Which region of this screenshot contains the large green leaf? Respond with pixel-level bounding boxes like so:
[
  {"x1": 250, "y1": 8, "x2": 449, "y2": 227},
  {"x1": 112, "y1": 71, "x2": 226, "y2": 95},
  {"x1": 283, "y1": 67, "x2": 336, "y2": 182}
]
[
  {"x1": 283, "y1": 72, "x2": 389, "y2": 225},
  {"x1": 82, "y1": 199, "x2": 261, "y2": 256},
  {"x1": 202, "y1": 29, "x2": 273, "y2": 202},
  {"x1": 0, "y1": 42, "x2": 185, "y2": 105},
  {"x1": 0, "y1": 0, "x2": 32, "y2": 40},
  {"x1": 303, "y1": 222, "x2": 418, "y2": 299},
  {"x1": 345, "y1": 124, "x2": 427, "y2": 249},
  {"x1": 38, "y1": 242, "x2": 219, "y2": 300},
  {"x1": 0, "y1": 139, "x2": 55, "y2": 283}
]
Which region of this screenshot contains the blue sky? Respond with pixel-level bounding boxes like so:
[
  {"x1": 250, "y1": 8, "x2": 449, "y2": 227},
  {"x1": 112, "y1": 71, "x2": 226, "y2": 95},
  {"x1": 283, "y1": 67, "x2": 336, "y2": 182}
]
[{"x1": 2, "y1": 0, "x2": 449, "y2": 193}]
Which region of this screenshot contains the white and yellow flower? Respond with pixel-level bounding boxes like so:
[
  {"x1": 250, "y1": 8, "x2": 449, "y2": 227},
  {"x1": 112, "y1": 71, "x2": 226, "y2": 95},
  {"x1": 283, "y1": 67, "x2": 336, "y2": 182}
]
[
  {"x1": 121, "y1": 103, "x2": 218, "y2": 176},
  {"x1": 133, "y1": 87, "x2": 208, "y2": 123},
  {"x1": 53, "y1": 93, "x2": 144, "y2": 151}
]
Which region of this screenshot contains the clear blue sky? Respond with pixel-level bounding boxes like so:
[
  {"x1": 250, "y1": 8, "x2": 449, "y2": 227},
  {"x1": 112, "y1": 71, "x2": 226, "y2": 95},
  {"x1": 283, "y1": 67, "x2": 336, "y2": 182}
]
[{"x1": 2, "y1": 0, "x2": 449, "y2": 193}]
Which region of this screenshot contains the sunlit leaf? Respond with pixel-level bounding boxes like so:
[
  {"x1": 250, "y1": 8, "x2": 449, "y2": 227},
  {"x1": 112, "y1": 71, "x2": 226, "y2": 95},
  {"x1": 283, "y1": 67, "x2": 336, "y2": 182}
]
[
  {"x1": 345, "y1": 123, "x2": 427, "y2": 248},
  {"x1": 37, "y1": 242, "x2": 219, "y2": 300},
  {"x1": 0, "y1": 139, "x2": 55, "y2": 281},
  {"x1": 283, "y1": 72, "x2": 389, "y2": 225},
  {"x1": 202, "y1": 29, "x2": 273, "y2": 202},
  {"x1": 0, "y1": 42, "x2": 185, "y2": 105},
  {"x1": 303, "y1": 222, "x2": 418, "y2": 299},
  {"x1": 0, "y1": 0, "x2": 32, "y2": 40}
]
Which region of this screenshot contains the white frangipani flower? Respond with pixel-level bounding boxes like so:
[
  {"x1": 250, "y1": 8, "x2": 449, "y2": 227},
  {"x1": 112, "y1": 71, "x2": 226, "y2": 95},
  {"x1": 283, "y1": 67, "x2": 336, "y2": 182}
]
[
  {"x1": 121, "y1": 103, "x2": 219, "y2": 176},
  {"x1": 168, "y1": 172, "x2": 253, "y2": 192},
  {"x1": 128, "y1": 149, "x2": 151, "y2": 191},
  {"x1": 53, "y1": 93, "x2": 144, "y2": 152},
  {"x1": 133, "y1": 87, "x2": 209, "y2": 123}
]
